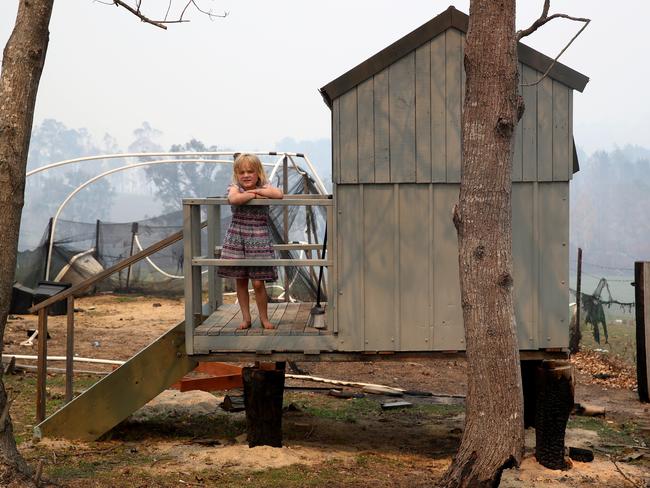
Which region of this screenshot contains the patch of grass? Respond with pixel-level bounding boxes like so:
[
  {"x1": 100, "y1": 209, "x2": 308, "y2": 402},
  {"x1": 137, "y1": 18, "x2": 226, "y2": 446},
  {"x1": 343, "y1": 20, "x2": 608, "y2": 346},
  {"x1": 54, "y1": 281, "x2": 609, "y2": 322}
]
[
  {"x1": 4, "y1": 372, "x2": 105, "y2": 445},
  {"x1": 285, "y1": 392, "x2": 464, "y2": 424},
  {"x1": 114, "y1": 296, "x2": 138, "y2": 303},
  {"x1": 568, "y1": 416, "x2": 643, "y2": 447},
  {"x1": 45, "y1": 447, "x2": 156, "y2": 481}
]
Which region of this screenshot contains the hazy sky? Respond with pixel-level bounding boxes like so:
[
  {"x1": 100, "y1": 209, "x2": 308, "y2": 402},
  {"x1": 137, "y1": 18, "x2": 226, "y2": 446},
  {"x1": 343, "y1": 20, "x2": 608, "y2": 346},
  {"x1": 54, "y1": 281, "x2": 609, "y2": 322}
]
[{"x1": 1, "y1": 1, "x2": 648, "y2": 155}]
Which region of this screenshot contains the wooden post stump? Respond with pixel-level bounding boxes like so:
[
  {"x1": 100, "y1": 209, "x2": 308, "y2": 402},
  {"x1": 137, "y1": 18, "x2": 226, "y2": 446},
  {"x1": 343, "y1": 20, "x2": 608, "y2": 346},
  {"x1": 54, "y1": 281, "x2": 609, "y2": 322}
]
[
  {"x1": 242, "y1": 363, "x2": 285, "y2": 448},
  {"x1": 521, "y1": 360, "x2": 541, "y2": 429},
  {"x1": 535, "y1": 360, "x2": 574, "y2": 470}
]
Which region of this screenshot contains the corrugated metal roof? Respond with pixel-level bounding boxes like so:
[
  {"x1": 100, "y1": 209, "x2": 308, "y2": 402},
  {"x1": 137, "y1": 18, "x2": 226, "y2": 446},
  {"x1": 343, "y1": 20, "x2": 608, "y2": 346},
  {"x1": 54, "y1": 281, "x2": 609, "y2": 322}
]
[{"x1": 319, "y1": 6, "x2": 589, "y2": 107}]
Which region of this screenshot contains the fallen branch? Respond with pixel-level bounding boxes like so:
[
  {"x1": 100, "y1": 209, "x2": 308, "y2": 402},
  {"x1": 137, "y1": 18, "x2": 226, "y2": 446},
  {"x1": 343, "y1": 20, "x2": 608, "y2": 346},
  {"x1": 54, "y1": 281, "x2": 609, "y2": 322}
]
[
  {"x1": 609, "y1": 456, "x2": 643, "y2": 488},
  {"x1": 285, "y1": 373, "x2": 465, "y2": 399}
]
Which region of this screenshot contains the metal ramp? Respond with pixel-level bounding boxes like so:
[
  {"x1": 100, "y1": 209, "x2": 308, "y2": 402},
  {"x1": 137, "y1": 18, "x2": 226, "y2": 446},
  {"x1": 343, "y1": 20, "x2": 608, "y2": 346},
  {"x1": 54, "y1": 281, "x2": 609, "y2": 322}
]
[{"x1": 34, "y1": 321, "x2": 196, "y2": 441}]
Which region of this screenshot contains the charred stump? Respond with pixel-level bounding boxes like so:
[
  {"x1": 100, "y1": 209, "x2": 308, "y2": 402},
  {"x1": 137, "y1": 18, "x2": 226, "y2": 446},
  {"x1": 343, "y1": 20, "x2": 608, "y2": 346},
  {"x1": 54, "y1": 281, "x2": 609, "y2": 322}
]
[
  {"x1": 242, "y1": 363, "x2": 285, "y2": 448},
  {"x1": 521, "y1": 360, "x2": 541, "y2": 429},
  {"x1": 535, "y1": 360, "x2": 574, "y2": 470}
]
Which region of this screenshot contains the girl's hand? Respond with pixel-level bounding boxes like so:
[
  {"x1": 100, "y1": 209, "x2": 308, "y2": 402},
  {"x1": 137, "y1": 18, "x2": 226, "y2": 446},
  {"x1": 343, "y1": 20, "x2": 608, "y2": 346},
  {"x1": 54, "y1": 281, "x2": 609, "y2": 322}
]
[
  {"x1": 245, "y1": 189, "x2": 268, "y2": 199},
  {"x1": 250, "y1": 186, "x2": 283, "y2": 199}
]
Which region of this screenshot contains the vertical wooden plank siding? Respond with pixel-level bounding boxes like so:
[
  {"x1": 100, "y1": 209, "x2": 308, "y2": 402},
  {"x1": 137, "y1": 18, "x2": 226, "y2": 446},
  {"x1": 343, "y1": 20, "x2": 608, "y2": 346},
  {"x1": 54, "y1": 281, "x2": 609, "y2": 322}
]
[
  {"x1": 512, "y1": 62, "x2": 524, "y2": 181},
  {"x1": 332, "y1": 98, "x2": 341, "y2": 184},
  {"x1": 537, "y1": 183, "x2": 569, "y2": 347},
  {"x1": 445, "y1": 29, "x2": 462, "y2": 183},
  {"x1": 339, "y1": 89, "x2": 359, "y2": 183},
  {"x1": 512, "y1": 184, "x2": 535, "y2": 348},
  {"x1": 336, "y1": 185, "x2": 364, "y2": 350},
  {"x1": 552, "y1": 81, "x2": 570, "y2": 181},
  {"x1": 537, "y1": 75, "x2": 553, "y2": 181},
  {"x1": 357, "y1": 78, "x2": 375, "y2": 183},
  {"x1": 430, "y1": 35, "x2": 446, "y2": 182},
  {"x1": 433, "y1": 184, "x2": 463, "y2": 349},
  {"x1": 568, "y1": 90, "x2": 574, "y2": 180},
  {"x1": 389, "y1": 53, "x2": 416, "y2": 182},
  {"x1": 363, "y1": 185, "x2": 396, "y2": 350},
  {"x1": 415, "y1": 43, "x2": 432, "y2": 183},
  {"x1": 373, "y1": 69, "x2": 391, "y2": 183},
  {"x1": 399, "y1": 185, "x2": 431, "y2": 350},
  {"x1": 522, "y1": 65, "x2": 538, "y2": 181}
]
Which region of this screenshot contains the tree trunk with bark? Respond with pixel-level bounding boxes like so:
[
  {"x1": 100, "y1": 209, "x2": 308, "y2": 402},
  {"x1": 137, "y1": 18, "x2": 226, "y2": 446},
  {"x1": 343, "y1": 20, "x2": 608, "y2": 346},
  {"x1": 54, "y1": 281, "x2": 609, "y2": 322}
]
[
  {"x1": 442, "y1": 1, "x2": 524, "y2": 486},
  {"x1": 0, "y1": 1, "x2": 54, "y2": 485}
]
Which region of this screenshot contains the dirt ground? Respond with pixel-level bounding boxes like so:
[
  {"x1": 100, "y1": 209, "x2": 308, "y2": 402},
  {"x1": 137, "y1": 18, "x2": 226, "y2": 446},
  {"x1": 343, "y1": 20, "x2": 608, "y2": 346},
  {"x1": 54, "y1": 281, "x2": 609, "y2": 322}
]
[{"x1": 3, "y1": 294, "x2": 650, "y2": 487}]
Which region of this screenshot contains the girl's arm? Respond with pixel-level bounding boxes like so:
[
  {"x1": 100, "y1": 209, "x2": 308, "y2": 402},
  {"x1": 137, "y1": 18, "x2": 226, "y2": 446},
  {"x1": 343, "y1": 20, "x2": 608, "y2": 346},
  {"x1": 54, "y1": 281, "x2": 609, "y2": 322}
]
[
  {"x1": 228, "y1": 185, "x2": 256, "y2": 205},
  {"x1": 248, "y1": 185, "x2": 283, "y2": 199}
]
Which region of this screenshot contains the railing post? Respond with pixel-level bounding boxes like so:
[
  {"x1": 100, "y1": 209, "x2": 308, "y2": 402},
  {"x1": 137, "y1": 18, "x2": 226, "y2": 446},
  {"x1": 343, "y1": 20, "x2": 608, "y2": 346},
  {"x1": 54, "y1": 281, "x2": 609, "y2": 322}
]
[
  {"x1": 207, "y1": 202, "x2": 222, "y2": 313},
  {"x1": 327, "y1": 199, "x2": 336, "y2": 333},
  {"x1": 283, "y1": 156, "x2": 290, "y2": 302},
  {"x1": 183, "y1": 202, "x2": 202, "y2": 355},
  {"x1": 125, "y1": 222, "x2": 139, "y2": 290},
  {"x1": 65, "y1": 296, "x2": 75, "y2": 404},
  {"x1": 36, "y1": 308, "x2": 48, "y2": 423}
]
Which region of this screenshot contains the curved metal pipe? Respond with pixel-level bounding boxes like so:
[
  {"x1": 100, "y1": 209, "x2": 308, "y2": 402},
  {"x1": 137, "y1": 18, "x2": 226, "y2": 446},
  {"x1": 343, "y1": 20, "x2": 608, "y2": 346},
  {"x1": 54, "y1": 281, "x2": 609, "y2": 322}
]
[{"x1": 45, "y1": 158, "x2": 233, "y2": 280}]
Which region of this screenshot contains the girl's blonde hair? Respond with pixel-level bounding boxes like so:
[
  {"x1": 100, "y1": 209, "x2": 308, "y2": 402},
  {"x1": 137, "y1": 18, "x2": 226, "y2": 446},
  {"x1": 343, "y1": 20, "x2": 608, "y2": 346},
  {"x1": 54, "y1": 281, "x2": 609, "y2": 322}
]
[{"x1": 232, "y1": 153, "x2": 268, "y2": 187}]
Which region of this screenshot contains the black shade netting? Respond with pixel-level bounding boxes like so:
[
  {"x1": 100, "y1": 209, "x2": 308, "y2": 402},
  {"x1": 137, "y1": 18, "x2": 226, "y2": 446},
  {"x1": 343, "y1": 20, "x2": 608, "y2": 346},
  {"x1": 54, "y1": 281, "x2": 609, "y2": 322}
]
[{"x1": 15, "y1": 164, "x2": 328, "y2": 301}]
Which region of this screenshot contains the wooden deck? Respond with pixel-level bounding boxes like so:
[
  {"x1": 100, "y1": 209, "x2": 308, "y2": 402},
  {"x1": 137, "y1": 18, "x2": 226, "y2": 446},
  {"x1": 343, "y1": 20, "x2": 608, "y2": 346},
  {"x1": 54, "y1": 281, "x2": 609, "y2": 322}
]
[{"x1": 194, "y1": 302, "x2": 330, "y2": 336}]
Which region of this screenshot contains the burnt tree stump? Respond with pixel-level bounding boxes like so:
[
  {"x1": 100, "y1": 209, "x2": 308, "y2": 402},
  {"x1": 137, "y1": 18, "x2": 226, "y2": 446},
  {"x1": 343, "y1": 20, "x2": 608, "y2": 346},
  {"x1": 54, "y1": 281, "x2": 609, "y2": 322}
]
[
  {"x1": 242, "y1": 363, "x2": 286, "y2": 448},
  {"x1": 521, "y1": 360, "x2": 541, "y2": 429},
  {"x1": 535, "y1": 360, "x2": 574, "y2": 470}
]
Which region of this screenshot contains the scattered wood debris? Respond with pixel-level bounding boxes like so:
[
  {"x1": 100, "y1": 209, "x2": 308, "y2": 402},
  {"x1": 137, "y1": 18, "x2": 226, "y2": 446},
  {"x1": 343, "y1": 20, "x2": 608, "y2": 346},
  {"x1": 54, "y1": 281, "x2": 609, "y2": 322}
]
[
  {"x1": 568, "y1": 446, "x2": 594, "y2": 462},
  {"x1": 573, "y1": 402, "x2": 606, "y2": 417},
  {"x1": 380, "y1": 400, "x2": 413, "y2": 410}
]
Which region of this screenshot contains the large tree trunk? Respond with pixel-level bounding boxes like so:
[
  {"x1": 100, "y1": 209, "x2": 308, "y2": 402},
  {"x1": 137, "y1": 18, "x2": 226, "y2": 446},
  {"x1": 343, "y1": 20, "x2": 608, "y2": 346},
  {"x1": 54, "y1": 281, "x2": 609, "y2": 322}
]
[
  {"x1": 0, "y1": 1, "x2": 54, "y2": 485},
  {"x1": 442, "y1": 1, "x2": 524, "y2": 486}
]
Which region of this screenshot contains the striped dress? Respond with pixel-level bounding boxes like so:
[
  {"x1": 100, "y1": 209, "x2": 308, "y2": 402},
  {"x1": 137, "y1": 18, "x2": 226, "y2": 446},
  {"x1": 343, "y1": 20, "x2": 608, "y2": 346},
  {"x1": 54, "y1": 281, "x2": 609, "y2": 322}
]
[{"x1": 217, "y1": 185, "x2": 278, "y2": 281}]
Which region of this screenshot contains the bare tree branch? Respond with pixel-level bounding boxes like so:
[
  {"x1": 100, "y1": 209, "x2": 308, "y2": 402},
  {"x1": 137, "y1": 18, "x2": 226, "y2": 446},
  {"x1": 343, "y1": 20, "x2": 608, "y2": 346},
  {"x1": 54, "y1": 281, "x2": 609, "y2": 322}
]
[
  {"x1": 100, "y1": 0, "x2": 228, "y2": 30},
  {"x1": 517, "y1": 12, "x2": 590, "y2": 41},
  {"x1": 111, "y1": 0, "x2": 168, "y2": 29},
  {"x1": 190, "y1": 0, "x2": 228, "y2": 20},
  {"x1": 515, "y1": 1, "x2": 590, "y2": 88},
  {"x1": 520, "y1": 18, "x2": 590, "y2": 87}
]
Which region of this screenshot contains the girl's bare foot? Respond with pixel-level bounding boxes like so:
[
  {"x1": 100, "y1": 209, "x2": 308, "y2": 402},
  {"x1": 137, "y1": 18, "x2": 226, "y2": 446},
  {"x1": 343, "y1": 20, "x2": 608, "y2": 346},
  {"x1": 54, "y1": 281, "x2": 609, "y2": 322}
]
[
  {"x1": 261, "y1": 319, "x2": 274, "y2": 330},
  {"x1": 238, "y1": 320, "x2": 252, "y2": 330}
]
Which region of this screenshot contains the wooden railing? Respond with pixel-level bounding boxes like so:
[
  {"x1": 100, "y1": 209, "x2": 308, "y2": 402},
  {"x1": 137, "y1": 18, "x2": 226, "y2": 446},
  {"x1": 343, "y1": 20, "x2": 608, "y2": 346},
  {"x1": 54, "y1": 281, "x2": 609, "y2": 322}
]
[
  {"x1": 182, "y1": 195, "x2": 334, "y2": 354},
  {"x1": 27, "y1": 222, "x2": 206, "y2": 423}
]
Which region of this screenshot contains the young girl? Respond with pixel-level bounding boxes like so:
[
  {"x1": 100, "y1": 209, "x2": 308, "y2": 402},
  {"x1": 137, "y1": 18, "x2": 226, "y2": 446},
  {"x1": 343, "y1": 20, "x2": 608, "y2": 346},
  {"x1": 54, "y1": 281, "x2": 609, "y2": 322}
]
[{"x1": 218, "y1": 153, "x2": 283, "y2": 329}]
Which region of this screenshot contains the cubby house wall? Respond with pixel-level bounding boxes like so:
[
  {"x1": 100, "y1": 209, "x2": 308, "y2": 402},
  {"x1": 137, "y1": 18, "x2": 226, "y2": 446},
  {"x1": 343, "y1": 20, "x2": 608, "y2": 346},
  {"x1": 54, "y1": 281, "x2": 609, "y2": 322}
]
[{"x1": 331, "y1": 27, "x2": 573, "y2": 353}]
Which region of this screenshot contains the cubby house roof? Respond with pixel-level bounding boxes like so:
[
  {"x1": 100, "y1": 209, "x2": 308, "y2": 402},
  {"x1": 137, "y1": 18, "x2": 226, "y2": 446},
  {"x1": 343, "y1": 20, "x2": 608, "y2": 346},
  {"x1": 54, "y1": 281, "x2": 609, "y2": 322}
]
[{"x1": 319, "y1": 5, "x2": 589, "y2": 108}]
